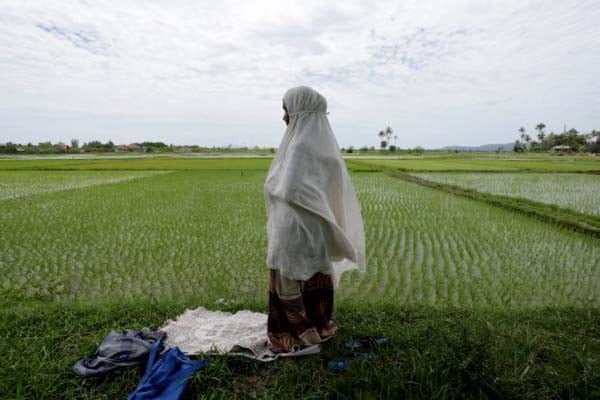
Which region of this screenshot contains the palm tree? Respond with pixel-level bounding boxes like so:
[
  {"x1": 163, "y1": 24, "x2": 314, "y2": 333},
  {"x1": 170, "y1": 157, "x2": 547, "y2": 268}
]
[
  {"x1": 384, "y1": 126, "x2": 393, "y2": 143},
  {"x1": 378, "y1": 127, "x2": 394, "y2": 150},
  {"x1": 513, "y1": 140, "x2": 525, "y2": 153},
  {"x1": 378, "y1": 130, "x2": 385, "y2": 150},
  {"x1": 518, "y1": 126, "x2": 526, "y2": 141},
  {"x1": 536, "y1": 123, "x2": 546, "y2": 142}
]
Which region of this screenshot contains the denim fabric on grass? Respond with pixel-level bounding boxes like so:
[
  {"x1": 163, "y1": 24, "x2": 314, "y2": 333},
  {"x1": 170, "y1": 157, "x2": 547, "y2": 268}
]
[{"x1": 74, "y1": 328, "x2": 165, "y2": 377}]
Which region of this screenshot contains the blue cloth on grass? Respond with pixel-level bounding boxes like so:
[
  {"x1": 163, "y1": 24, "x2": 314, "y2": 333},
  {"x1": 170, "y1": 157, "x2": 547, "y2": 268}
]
[
  {"x1": 73, "y1": 328, "x2": 165, "y2": 377},
  {"x1": 128, "y1": 340, "x2": 209, "y2": 400}
]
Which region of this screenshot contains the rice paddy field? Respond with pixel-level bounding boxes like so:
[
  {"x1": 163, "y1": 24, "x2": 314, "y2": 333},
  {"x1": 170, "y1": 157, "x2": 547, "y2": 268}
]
[
  {"x1": 1, "y1": 154, "x2": 600, "y2": 399},
  {"x1": 412, "y1": 173, "x2": 600, "y2": 217},
  {"x1": 346, "y1": 155, "x2": 600, "y2": 172},
  {"x1": 0, "y1": 170, "x2": 169, "y2": 201}
]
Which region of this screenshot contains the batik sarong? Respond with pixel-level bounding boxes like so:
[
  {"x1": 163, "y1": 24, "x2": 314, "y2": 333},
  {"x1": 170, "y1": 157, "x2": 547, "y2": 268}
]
[{"x1": 267, "y1": 269, "x2": 338, "y2": 353}]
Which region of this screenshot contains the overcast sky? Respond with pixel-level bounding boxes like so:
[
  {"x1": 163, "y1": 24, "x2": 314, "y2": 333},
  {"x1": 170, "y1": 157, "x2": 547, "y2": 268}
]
[{"x1": 1, "y1": 0, "x2": 599, "y2": 148}]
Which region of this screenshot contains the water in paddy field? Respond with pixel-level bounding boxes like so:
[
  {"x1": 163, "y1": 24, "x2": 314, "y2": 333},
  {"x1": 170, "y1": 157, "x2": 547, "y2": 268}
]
[
  {"x1": 414, "y1": 172, "x2": 600, "y2": 216},
  {"x1": 1, "y1": 168, "x2": 598, "y2": 308}
]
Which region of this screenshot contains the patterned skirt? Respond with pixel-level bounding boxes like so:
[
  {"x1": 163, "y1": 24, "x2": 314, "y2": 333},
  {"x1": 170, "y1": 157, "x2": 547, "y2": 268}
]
[{"x1": 267, "y1": 269, "x2": 338, "y2": 353}]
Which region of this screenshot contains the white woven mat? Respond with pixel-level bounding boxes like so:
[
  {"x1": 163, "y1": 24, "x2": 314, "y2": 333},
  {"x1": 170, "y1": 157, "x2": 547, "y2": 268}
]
[{"x1": 159, "y1": 306, "x2": 320, "y2": 362}]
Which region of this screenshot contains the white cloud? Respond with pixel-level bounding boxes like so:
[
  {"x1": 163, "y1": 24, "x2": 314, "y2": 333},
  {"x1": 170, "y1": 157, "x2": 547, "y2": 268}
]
[{"x1": 0, "y1": 0, "x2": 598, "y2": 147}]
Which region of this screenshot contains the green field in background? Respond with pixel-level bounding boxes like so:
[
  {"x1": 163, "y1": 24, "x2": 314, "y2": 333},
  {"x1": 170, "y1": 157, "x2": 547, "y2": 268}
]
[
  {"x1": 346, "y1": 156, "x2": 600, "y2": 172},
  {"x1": 2, "y1": 153, "x2": 599, "y2": 172},
  {"x1": 0, "y1": 157, "x2": 273, "y2": 170},
  {"x1": 412, "y1": 172, "x2": 600, "y2": 216},
  {"x1": 2, "y1": 170, "x2": 597, "y2": 307},
  {"x1": 1, "y1": 155, "x2": 600, "y2": 398}
]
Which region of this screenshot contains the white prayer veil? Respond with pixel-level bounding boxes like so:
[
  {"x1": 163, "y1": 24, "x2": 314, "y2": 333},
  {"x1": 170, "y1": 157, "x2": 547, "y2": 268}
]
[{"x1": 264, "y1": 86, "x2": 366, "y2": 288}]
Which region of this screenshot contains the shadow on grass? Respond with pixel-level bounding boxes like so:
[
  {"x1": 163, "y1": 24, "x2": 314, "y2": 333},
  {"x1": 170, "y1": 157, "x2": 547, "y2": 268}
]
[{"x1": 1, "y1": 299, "x2": 599, "y2": 399}]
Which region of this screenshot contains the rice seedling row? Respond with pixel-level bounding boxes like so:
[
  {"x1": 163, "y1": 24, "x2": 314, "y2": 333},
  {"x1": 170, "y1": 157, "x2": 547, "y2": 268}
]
[
  {"x1": 0, "y1": 170, "x2": 170, "y2": 201},
  {"x1": 339, "y1": 174, "x2": 600, "y2": 307},
  {"x1": 412, "y1": 172, "x2": 600, "y2": 216},
  {"x1": 1, "y1": 170, "x2": 598, "y2": 308},
  {"x1": 347, "y1": 157, "x2": 600, "y2": 172},
  {"x1": 0, "y1": 157, "x2": 274, "y2": 171}
]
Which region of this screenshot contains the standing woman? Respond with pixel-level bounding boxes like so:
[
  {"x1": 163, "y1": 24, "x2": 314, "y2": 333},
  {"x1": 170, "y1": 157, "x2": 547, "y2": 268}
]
[{"x1": 264, "y1": 86, "x2": 366, "y2": 353}]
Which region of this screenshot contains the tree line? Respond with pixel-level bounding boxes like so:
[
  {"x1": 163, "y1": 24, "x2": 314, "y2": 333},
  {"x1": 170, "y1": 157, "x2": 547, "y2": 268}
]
[
  {"x1": 513, "y1": 124, "x2": 600, "y2": 153},
  {"x1": 344, "y1": 126, "x2": 420, "y2": 154},
  {"x1": 0, "y1": 140, "x2": 277, "y2": 154}
]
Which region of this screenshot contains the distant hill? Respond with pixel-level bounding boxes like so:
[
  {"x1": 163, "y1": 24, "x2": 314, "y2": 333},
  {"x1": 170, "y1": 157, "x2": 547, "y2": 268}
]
[{"x1": 438, "y1": 142, "x2": 515, "y2": 152}]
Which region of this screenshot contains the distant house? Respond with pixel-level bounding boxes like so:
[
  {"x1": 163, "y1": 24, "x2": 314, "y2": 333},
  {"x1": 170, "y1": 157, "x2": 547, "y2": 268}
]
[
  {"x1": 55, "y1": 143, "x2": 69, "y2": 152},
  {"x1": 115, "y1": 144, "x2": 130, "y2": 152},
  {"x1": 128, "y1": 143, "x2": 143, "y2": 152},
  {"x1": 550, "y1": 145, "x2": 572, "y2": 153}
]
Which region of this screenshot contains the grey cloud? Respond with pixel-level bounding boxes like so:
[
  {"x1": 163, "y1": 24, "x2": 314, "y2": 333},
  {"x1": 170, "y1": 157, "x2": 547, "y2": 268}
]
[
  {"x1": 0, "y1": 0, "x2": 599, "y2": 148},
  {"x1": 36, "y1": 22, "x2": 108, "y2": 55},
  {"x1": 368, "y1": 27, "x2": 472, "y2": 70}
]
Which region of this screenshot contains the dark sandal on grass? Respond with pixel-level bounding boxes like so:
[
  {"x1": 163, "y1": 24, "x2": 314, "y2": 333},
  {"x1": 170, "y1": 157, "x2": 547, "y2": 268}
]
[
  {"x1": 327, "y1": 358, "x2": 349, "y2": 372},
  {"x1": 344, "y1": 335, "x2": 388, "y2": 350}
]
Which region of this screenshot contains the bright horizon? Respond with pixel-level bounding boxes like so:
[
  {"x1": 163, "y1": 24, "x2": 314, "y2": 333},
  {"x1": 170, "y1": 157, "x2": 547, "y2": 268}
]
[{"x1": 1, "y1": 0, "x2": 599, "y2": 149}]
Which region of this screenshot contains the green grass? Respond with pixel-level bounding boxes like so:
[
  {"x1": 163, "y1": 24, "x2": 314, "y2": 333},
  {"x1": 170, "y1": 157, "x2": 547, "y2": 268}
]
[
  {"x1": 2, "y1": 157, "x2": 600, "y2": 398},
  {"x1": 2, "y1": 300, "x2": 599, "y2": 399},
  {"x1": 412, "y1": 173, "x2": 600, "y2": 216}
]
